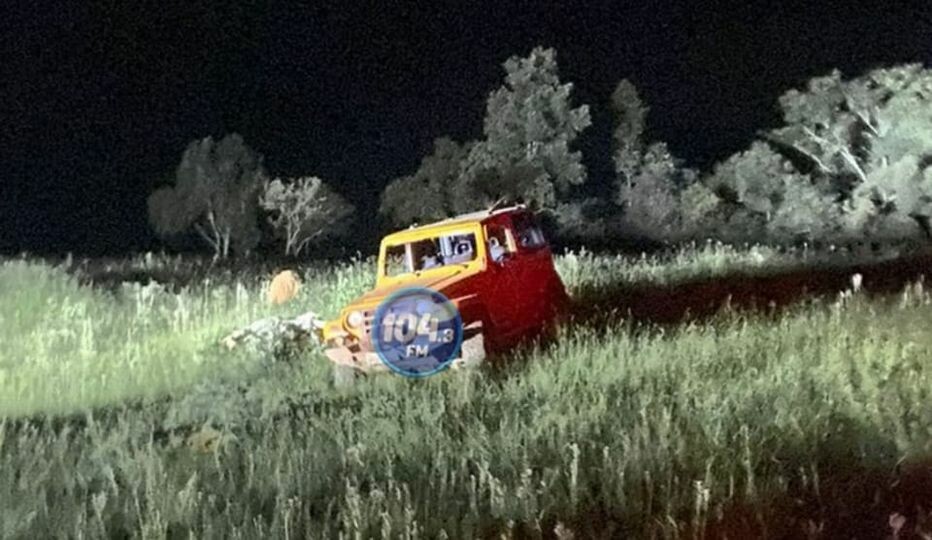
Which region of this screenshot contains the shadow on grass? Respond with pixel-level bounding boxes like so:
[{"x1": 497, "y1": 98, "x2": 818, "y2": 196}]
[
  {"x1": 480, "y1": 251, "x2": 932, "y2": 381},
  {"x1": 571, "y1": 250, "x2": 932, "y2": 329},
  {"x1": 698, "y1": 458, "x2": 932, "y2": 540},
  {"x1": 479, "y1": 252, "x2": 932, "y2": 538},
  {"x1": 511, "y1": 459, "x2": 932, "y2": 539},
  {"x1": 474, "y1": 411, "x2": 932, "y2": 539}
]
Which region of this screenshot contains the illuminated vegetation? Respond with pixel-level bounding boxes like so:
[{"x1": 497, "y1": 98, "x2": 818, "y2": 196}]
[{"x1": 2, "y1": 246, "x2": 931, "y2": 537}]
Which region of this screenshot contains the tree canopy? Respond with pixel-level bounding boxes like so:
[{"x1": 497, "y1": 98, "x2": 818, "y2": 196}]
[
  {"x1": 146, "y1": 56, "x2": 932, "y2": 256},
  {"x1": 734, "y1": 64, "x2": 932, "y2": 243},
  {"x1": 610, "y1": 79, "x2": 711, "y2": 243},
  {"x1": 456, "y1": 47, "x2": 592, "y2": 213},
  {"x1": 148, "y1": 134, "x2": 265, "y2": 258},
  {"x1": 259, "y1": 176, "x2": 354, "y2": 257},
  {"x1": 617, "y1": 64, "x2": 932, "y2": 247},
  {"x1": 380, "y1": 47, "x2": 591, "y2": 229},
  {"x1": 379, "y1": 138, "x2": 470, "y2": 228}
]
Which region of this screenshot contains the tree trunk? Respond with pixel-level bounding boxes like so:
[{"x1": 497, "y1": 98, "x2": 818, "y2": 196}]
[
  {"x1": 285, "y1": 225, "x2": 298, "y2": 257},
  {"x1": 294, "y1": 230, "x2": 323, "y2": 257},
  {"x1": 193, "y1": 223, "x2": 220, "y2": 256},
  {"x1": 204, "y1": 208, "x2": 231, "y2": 259},
  {"x1": 220, "y1": 231, "x2": 230, "y2": 259}
]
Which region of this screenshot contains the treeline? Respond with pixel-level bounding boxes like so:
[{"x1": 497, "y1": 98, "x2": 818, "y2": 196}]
[
  {"x1": 147, "y1": 136, "x2": 354, "y2": 259},
  {"x1": 147, "y1": 47, "x2": 932, "y2": 258}
]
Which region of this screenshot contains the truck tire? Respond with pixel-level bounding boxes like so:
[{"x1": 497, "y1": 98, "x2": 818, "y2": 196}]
[{"x1": 454, "y1": 331, "x2": 486, "y2": 369}]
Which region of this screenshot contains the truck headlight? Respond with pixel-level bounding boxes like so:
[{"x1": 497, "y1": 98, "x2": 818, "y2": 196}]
[{"x1": 347, "y1": 310, "x2": 364, "y2": 328}]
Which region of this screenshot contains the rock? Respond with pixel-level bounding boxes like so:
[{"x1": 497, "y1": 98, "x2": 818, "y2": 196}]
[
  {"x1": 220, "y1": 310, "x2": 326, "y2": 354},
  {"x1": 267, "y1": 270, "x2": 301, "y2": 305}
]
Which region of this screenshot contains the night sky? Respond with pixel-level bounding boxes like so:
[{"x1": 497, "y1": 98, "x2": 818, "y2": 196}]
[{"x1": 3, "y1": 1, "x2": 931, "y2": 255}]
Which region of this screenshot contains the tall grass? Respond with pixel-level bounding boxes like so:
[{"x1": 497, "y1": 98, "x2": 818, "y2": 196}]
[
  {"x1": 0, "y1": 243, "x2": 815, "y2": 418},
  {"x1": 1, "y1": 246, "x2": 930, "y2": 537},
  {"x1": 0, "y1": 256, "x2": 372, "y2": 417}
]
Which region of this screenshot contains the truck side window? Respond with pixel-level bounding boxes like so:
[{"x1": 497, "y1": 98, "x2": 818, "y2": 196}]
[
  {"x1": 384, "y1": 245, "x2": 412, "y2": 276},
  {"x1": 485, "y1": 225, "x2": 516, "y2": 262},
  {"x1": 442, "y1": 233, "x2": 477, "y2": 264},
  {"x1": 384, "y1": 232, "x2": 479, "y2": 276},
  {"x1": 511, "y1": 214, "x2": 547, "y2": 249}
]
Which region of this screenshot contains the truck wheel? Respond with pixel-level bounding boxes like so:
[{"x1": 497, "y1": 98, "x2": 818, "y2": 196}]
[
  {"x1": 332, "y1": 365, "x2": 358, "y2": 388},
  {"x1": 454, "y1": 332, "x2": 486, "y2": 369}
]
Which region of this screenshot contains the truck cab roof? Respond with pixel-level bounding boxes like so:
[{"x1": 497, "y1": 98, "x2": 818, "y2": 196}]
[{"x1": 380, "y1": 204, "x2": 529, "y2": 246}]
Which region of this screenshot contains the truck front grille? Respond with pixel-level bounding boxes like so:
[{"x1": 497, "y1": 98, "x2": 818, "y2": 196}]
[{"x1": 361, "y1": 310, "x2": 376, "y2": 341}]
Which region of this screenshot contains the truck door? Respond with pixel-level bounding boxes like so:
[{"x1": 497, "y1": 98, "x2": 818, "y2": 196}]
[
  {"x1": 483, "y1": 223, "x2": 524, "y2": 340},
  {"x1": 509, "y1": 212, "x2": 554, "y2": 330}
]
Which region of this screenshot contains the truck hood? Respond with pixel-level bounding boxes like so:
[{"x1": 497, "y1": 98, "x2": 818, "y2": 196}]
[{"x1": 350, "y1": 266, "x2": 474, "y2": 312}]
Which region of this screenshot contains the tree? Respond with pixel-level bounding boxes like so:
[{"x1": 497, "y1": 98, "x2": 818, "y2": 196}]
[
  {"x1": 148, "y1": 134, "x2": 265, "y2": 258},
  {"x1": 259, "y1": 176, "x2": 354, "y2": 257},
  {"x1": 842, "y1": 156, "x2": 932, "y2": 242},
  {"x1": 611, "y1": 79, "x2": 649, "y2": 183},
  {"x1": 678, "y1": 181, "x2": 722, "y2": 234},
  {"x1": 764, "y1": 64, "x2": 932, "y2": 242},
  {"x1": 677, "y1": 63, "x2": 932, "y2": 247},
  {"x1": 767, "y1": 179, "x2": 843, "y2": 242},
  {"x1": 610, "y1": 79, "x2": 709, "y2": 242},
  {"x1": 377, "y1": 47, "x2": 590, "y2": 229},
  {"x1": 379, "y1": 138, "x2": 470, "y2": 228},
  {"x1": 616, "y1": 142, "x2": 681, "y2": 238},
  {"x1": 705, "y1": 141, "x2": 840, "y2": 243},
  {"x1": 454, "y1": 47, "x2": 591, "y2": 213},
  {"x1": 550, "y1": 197, "x2": 616, "y2": 242}
]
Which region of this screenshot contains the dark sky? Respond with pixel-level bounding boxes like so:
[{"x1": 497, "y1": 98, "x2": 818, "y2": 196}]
[{"x1": 3, "y1": 1, "x2": 931, "y2": 255}]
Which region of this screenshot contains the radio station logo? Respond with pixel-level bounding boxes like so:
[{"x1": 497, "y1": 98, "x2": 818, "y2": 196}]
[{"x1": 372, "y1": 287, "x2": 463, "y2": 378}]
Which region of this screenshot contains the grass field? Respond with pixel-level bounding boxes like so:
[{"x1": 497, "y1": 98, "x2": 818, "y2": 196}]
[{"x1": 2, "y1": 244, "x2": 932, "y2": 538}]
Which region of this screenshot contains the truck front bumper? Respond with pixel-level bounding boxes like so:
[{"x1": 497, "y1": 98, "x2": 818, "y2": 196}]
[
  {"x1": 324, "y1": 329, "x2": 485, "y2": 374},
  {"x1": 324, "y1": 345, "x2": 390, "y2": 373}
]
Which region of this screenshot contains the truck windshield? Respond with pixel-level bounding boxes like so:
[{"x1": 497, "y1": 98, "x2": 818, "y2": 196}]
[{"x1": 384, "y1": 231, "x2": 478, "y2": 277}]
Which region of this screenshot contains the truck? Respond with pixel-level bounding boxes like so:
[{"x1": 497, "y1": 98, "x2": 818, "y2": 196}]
[{"x1": 320, "y1": 204, "x2": 569, "y2": 384}]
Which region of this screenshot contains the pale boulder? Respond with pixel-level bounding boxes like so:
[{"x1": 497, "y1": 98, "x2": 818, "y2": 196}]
[{"x1": 267, "y1": 270, "x2": 301, "y2": 305}]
